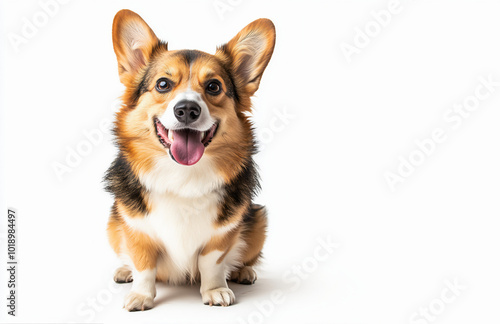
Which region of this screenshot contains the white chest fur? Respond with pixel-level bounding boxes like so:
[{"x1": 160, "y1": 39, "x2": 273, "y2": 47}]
[
  {"x1": 122, "y1": 155, "x2": 239, "y2": 283},
  {"x1": 123, "y1": 190, "x2": 236, "y2": 282},
  {"x1": 139, "y1": 155, "x2": 225, "y2": 198}
]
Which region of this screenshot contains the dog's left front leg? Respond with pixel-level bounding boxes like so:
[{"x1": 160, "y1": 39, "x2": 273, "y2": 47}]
[
  {"x1": 123, "y1": 227, "x2": 158, "y2": 311},
  {"x1": 198, "y1": 250, "x2": 235, "y2": 306}
]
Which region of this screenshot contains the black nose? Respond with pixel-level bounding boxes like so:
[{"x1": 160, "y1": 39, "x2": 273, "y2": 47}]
[{"x1": 174, "y1": 100, "x2": 201, "y2": 124}]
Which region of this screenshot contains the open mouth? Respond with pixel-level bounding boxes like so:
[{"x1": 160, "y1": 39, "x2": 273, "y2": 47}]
[{"x1": 154, "y1": 118, "x2": 218, "y2": 166}]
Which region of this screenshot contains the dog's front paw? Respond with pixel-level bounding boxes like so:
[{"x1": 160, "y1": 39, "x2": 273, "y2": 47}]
[
  {"x1": 202, "y1": 287, "x2": 235, "y2": 306},
  {"x1": 124, "y1": 292, "x2": 154, "y2": 311}
]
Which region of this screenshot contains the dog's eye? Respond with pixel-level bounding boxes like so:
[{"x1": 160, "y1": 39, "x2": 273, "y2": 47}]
[
  {"x1": 156, "y1": 78, "x2": 172, "y2": 93},
  {"x1": 206, "y1": 80, "x2": 222, "y2": 95}
]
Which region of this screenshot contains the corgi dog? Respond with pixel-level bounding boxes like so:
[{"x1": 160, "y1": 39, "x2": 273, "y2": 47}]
[{"x1": 105, "y1": 9, "x2": 275, "y2": 311}]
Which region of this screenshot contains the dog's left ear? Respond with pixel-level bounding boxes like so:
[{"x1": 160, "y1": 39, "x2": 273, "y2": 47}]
[
  {"x1": 218, "y1": 19, "x2": 275, "y2": 96},
  {"x1": 112, "y1": 10, "x2": 161, "y2": 84}
]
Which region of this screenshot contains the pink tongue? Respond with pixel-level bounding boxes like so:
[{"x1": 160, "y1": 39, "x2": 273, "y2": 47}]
[{"x1": 171, "y1": 129, "x2": 205, "y2": 166}]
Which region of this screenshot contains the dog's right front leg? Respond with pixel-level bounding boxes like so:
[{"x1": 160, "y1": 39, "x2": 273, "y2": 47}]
[{"x1": 123, "y1": 227, "x2": 158, "y2": 311}]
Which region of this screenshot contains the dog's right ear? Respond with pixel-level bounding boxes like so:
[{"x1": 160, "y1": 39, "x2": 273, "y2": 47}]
[
  {"x1": 217, "y1": 19, "x2": 275, "y2": 98},
  {"x1": 112, "y1": 10, "x2": 161, "y2": 84}
]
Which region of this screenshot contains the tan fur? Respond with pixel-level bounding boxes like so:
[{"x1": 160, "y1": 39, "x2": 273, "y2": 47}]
[
  {"x1": 240, "y1": 206, "x2": 268, "y2": 266},
  {"x1": 201, "y1": 229, "x2": 241, "y2": 262},
  {"x1": 114, "y1": 51, "x2": 256, "y2": 183},
  {"x1": 108, "y1": 201, "x2": 163, "y2": 272},
  {"x1": 217, "y1": 19, "x2": 276, "y2": 98},
  {"x1": 112, "y1": 9, "x2": 159, "y2": 84},
  {"x1": 106, "y1": 202, "x2": 123, "y2": 255},
  {"x1": 106, "y1": 10, "x2": 275, "y2": 308}
]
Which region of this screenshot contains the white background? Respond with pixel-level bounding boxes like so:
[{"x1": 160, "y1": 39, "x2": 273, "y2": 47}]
[{"x1": 1, "y1": 0, "x2": 500, "y2": 323}]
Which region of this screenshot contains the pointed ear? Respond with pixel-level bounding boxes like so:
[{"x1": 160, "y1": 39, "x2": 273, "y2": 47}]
[
  {"x1": 112, "y1": 10, "x2": 161, "y2": 84},
  {"x1": 218, "y1": 19, "x2": 275, "y2": 96}
]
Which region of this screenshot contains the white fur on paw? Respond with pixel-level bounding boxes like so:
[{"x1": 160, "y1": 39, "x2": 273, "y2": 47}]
[
  {"x1": 124, "y1": 292, "x2": 154, "y2": 311},
  {"x1": 231, "y1": 266, "x2": 257, "y2": 284},
  {"x1": 202, "y1": 287, "x2": 235, "y2": 306},
  {"x1": 114, "y1": 266, "x2": 133, "y2": 283}
]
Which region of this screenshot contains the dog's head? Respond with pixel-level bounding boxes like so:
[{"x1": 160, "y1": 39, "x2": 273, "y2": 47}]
[{"x1": 112, "y1": 10, "x2": 275, "y2": 181}]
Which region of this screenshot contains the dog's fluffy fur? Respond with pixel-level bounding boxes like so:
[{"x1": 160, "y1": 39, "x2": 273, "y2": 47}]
[{"x1": 104, "y1": 9, "x2": 275, "y2": 310}]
